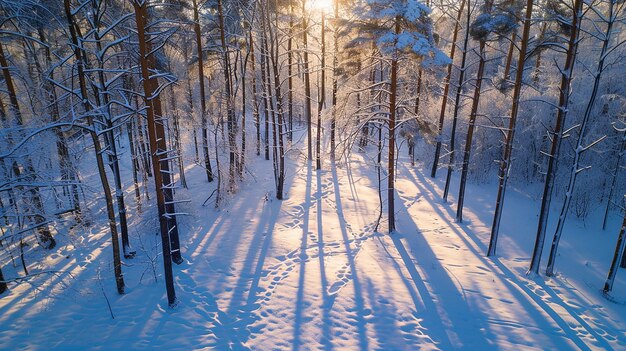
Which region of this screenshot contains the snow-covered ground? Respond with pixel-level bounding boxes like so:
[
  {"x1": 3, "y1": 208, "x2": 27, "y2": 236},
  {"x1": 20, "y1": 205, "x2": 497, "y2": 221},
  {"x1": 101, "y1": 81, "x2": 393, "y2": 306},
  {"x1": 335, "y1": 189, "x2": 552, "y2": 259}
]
[{"x1": 1, "y1": 140, "x2": 625, "y2": 350}]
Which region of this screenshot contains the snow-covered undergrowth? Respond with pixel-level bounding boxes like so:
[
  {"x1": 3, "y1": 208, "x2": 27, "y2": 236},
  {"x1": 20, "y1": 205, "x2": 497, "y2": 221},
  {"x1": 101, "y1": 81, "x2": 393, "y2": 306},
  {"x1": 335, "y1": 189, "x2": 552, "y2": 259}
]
[{"x1": 1, "y1": 145, "x2": 625, "y2": 350}]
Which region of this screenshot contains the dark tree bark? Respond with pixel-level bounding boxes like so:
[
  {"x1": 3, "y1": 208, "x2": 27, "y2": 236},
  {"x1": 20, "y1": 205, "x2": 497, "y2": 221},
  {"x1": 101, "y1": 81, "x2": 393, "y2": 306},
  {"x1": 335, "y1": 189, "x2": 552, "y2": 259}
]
[
  {"x1": 64, "y1": 0, "x2": 123, "y2": 293},
  {"x1": 192, "y1": 0, "x2": 214, "y2": 183},
  {"x1": 488, "y1": 0, "x2": 535, "y2": 256},
  {"x1": 431, "y1": 0, "x2": 465, "y2": 178},
  {"x1": 387, "y1": 16, "x2": 401, "y2": 233},
  {"x1": 456, "y1": 39, "x2": 487, "y2": 223},
  {"x1": 546, "y1": 0, "x2": 617, "y2": 276},
  {"x1": 316, "y1": 12, "x2": 326, "y2": 170},
  {"x1": 302, "y1": 0, "x2": 313, "y2": 161},
  {"x1": 528, "y1": 0, "x2": 583, "y2": 275},
  {"x1": 443, "y1": 0, "x2": 471, "y2": 202},
  {"x1": 330, "y1": 0, "x2": 339, "y2": 160},
  {"x1": 132, "y1": 0, "x2": 180, "y2": 306},
  {"x1": 250, "y1": 31, "x2": 261, "y2": 157},
  {"x1": 604, "y1": 210, "x2": 626, "y2": 293}
]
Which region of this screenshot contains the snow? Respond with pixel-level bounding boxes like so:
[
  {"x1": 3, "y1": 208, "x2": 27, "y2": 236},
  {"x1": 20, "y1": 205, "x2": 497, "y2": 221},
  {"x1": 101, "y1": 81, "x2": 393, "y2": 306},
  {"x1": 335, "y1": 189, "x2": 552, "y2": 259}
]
[{"x1": 1, "y1": 137, "x2": 625, "y2": 350}]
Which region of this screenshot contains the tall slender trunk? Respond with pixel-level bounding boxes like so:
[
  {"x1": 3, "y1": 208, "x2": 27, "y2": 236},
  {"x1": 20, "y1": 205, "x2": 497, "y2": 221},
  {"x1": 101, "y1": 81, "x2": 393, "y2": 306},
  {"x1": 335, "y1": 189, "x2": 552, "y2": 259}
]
[
  {"x1": 240, "y1": 35, "x2": 252, "y2": 178},
  {"x1": 250, "y1": 31, "x2": 261, "y2": 156},
  {"x1": 456, "y1": 40, "x2": 487, "y2": 223},
  {"x1": 259, "y1": 23, "x2": 271, "y2": 161},
  {"x1": 136, "y1": 114, "x2": 152, "y2": 177},
  {"x1": 316, "y1": 12, "x2": 326, "y2": 170},
  {"x1": 266, "y1": 2, "x2": 286, "y2": 199},
  {"x1": 501, "y1": 31, "x2": 517, "y2": 89},
  {"x1": 330, "y1": 0, "x2": 339, "y2": 160},
  {"x1": 443, "y1": 0, "x2": 471, "y2": 202},
  {"x1": 64, "y1": 0, "x2": 123, "y2": 293},
  {"x1": 127, "y1": 120, "x2": 142, "y2": 202},
  {"x1": 192, "y1": 0, "x2": 214, "y2": 183},
  {"x1": 0, "y1": 265, "x2": 6, "y2": 294},
  {"x1": 170, "y1": 84, "x2": 188, "y2": 189},
  {"x1": 603, "y1": 209, "x2": 626, "y2": 293},
  {"x1": 528, "y1": 0, "x2": 583, "y2": 275},
  {"x1": 217, "y1": 0, "x2": 237, "y2": 191},
  {"x1": 132, "y1": 0, "x2": 178, "y2": 306},
  {"x1": 488, "y1": 0, "x2": 534, "y2": 256},
  {"x1": 546, "y1": 2, "x2": 616, "y2": 276},
  {"x1": 431, "y1": 0, "x2": 465, "y2": 178},
  {"x1": 288, "y1": 0, "x2": 294, "y2": 142},
  {"x1": 388, "y1": 17, "x2": 400, "y2": 233},
  {"x1": 533, "y1": 22, "x2": 548, "y2": 84},
  {"x1": 302, "y1": 0, "x2": 313, "y2": 161},
  {"x1": 90, "y1": 5, "x2": 134, "y2": 258}
]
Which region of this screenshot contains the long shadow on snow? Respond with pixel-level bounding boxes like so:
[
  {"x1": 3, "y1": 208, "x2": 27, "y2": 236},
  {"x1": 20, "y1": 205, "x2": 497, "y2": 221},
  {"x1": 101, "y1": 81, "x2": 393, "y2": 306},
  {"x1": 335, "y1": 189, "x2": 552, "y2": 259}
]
[
  {"x1": 293, "y1": 162, "x2": 313, "y2": 351},
  {"x1": 315, "y1": 169, "x2": 335, "y2": 350},
  {"x1": 330, "y1": 162, "x2": 370, "y2": 350},
  {"x1": 407, "y1": 165, "x2": 605, "y2": 350},
  {"x1": 389, "y1": 197, "x2": 493, "y2": 350}
]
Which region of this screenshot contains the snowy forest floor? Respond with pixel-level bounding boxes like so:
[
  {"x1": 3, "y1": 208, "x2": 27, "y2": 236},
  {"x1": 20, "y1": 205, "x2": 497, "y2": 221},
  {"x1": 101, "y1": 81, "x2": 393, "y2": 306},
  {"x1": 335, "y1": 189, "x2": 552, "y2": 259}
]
[{"x1": 1, "y1": 137, "x2": 626, "y2": 350}]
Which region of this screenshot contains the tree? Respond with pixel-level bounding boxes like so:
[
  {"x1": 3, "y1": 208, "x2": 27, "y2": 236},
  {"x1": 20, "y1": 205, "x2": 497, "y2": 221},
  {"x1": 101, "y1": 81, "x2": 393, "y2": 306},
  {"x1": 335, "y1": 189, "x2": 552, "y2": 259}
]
[
  {"x1": 63, "y1": 0, "x2": 124, "y2": 294},
  {"x1": 430, "y1": 0, "x2": 465, "y2": 178},
  {"x1": 545, "y1": 0, "x2": 625, "y2": 276},
  {"x1": 303, "y1": 0, "x2": 314, "y2": 162},
  {"x1": 316, "y1": 11, "x2": 326, "y2": 170},
  {"x1": 443, "y1": 0, "x2": 472, "y2": 202},
  {"x1": 132, "y1": 0, "x2": 184, "y2": 306},
  {"x1": 355, "y1": 0, "x2": 450, "y2": 232},
  {"x1": 528, "y1": 0, "x2": 584, "y2": 275},
  {"x1": 456, "y1": 0, "x2": 517, "y2": 223},
  {"x1": 603, "y1": 199, "x2": 626, "y2": 294},
  {"x1": 488, "y1": 0, "x2": 535, "y2": 256},
  {"x1": 192, "y1": 0, "x2": 215, "y2": 184}
]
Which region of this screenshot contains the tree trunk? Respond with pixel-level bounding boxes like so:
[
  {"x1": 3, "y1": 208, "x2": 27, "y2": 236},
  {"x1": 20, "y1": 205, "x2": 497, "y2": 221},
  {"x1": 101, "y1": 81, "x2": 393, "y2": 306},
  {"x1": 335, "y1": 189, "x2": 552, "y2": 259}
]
[
  {"x1": 302, "y1": 0, "x2": 313, "y2": 161},
  {"x1": 288, "y1": 0, "x2": 294, "y2": 142},
  {"x1": 488, "y1": 0, "x2": 534, "y2": 256},
  {"x1": 443, "y1": 0, "x2": 471, "y2": 202},
  {"x1": 528, "y1": 0, "x2": 583, "y2": 275},
  {"x1": 266, "y1": 2, "x2": 286, "y2": 199},
  {"x1": 546, "y1": 1, "x2": 615, "y2": 276},
  {"x1": 217, "y1": 0, "x2": 237, "y2": 191},
  {"x1": 388, "y1": 17, "x2": 401, "y2": 233},
  {"x1": 431, "y1": 0, "x2": 465, "y2": 178},
  {"x1": 132, "y1": 0, "x2": 178, "y2": 306},
  {"x1": 316, "y1": 12, "x2": 326, "y2": 170},
  {"x1": 170, "y1": 84, "x2": 188, "y2": 189},
  {"x1": 260, "y1": 22, "x2": 272, "y2": 162},
  {"x1": 250, "y1": 31, "x2": 261, "y2": 157},
  {"x1": 90, "y1": 7, "x2": 134, "y2": 258},
  {"x1": 603, "y1": 210, "x2": 626, "y2": 293},
  {"x1": 0, "y1": 265, "x2": 6, "y2": 294},
  {"x1": 64, "y1": 0, "x2": 123, "y2": 293},
  {"x1": 456, "y1": 40, "x2": 487, "y2": 223},
  {"x1": 330, "y1": 0, "x2": 339, "y2": 161},
  {"x1": 192, "y1": 0, "x2": 214, "y2": 183}
]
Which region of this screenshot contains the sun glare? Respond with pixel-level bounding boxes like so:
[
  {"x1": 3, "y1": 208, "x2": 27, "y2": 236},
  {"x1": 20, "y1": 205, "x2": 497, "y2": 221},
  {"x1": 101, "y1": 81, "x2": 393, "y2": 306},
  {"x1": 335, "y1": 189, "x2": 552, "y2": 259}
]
[{"x1": 308, "y1": 0, "x2": 334, "y2": 12}]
